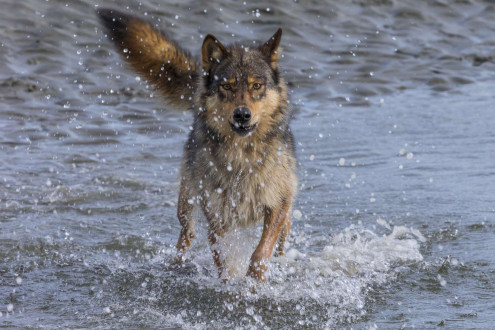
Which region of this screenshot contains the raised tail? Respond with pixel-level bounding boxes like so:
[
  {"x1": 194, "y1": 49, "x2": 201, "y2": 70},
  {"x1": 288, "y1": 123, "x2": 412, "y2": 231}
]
[{"x1": 97, "y1": 8, "x2": 199, "y2": 109}]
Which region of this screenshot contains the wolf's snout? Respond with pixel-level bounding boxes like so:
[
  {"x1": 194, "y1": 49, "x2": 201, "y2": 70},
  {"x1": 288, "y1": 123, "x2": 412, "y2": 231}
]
[{"x1": 233, "y1": 107, "x2": 251, "y2": 124}]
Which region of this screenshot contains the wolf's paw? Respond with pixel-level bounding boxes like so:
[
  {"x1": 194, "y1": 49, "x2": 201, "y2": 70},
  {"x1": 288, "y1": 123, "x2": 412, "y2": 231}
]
[{"x1": 246, "y1": 262, "x2": 268, "y2": 282}]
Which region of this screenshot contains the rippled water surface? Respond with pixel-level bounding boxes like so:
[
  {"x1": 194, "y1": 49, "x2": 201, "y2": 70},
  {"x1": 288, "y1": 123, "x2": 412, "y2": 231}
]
[{"x1": 1, "y1": 0, "x2": 495, "y2": 328}]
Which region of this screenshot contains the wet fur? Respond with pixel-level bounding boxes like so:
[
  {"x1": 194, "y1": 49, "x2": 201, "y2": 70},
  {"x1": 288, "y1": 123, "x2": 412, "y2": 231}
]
[
  {"x1": 98, "y1": 9, "x2": 297, "y2": 281},
  {"x1": 98, "y1": 9, "x2": 198, "y2": 108}
]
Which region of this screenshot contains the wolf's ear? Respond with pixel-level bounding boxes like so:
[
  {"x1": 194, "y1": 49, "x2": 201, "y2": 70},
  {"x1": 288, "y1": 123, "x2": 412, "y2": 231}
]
[
  {"x1": 202, "y1": 35, "x2": 228, "y2": 70},
  {"x1": 260, "y1": 28, "x2": 282, "y2": 63}
]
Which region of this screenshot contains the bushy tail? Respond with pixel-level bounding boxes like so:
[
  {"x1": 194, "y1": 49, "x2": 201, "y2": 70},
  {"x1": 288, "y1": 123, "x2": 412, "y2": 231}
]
[{"x1": 97, "y1": 8, "x2": 199, "y2": 109}]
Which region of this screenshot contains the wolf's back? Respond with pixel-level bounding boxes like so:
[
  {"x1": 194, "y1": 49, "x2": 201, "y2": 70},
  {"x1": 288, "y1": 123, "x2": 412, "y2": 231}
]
[{"x1": 97, "y1": 9, "x2": 199, "y2": 109}]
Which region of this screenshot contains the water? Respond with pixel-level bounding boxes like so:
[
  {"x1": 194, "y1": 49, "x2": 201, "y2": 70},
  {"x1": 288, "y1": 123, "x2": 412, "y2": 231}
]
[{"x1": 1, "y1": 0, "x2": 495, "y2": 328}]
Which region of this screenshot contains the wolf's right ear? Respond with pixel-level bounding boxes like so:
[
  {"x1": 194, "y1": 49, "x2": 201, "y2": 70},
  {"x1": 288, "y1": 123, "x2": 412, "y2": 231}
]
[{"x1": 202, "y1": 35, "x2": 228, "y2": 70}]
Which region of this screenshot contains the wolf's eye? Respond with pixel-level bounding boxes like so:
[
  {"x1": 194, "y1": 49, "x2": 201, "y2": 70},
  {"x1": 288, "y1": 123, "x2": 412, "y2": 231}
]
[
  {"x1": 221, "y1": 84, "x2": 232, "y2": 90},
  {"x1": 252, "y1": 83, "x2": 262, "y2": 90}
]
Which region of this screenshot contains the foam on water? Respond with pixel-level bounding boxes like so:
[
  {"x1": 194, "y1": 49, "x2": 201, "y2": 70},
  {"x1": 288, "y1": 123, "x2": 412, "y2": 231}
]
[{"x1": 127, "y1": 221, "x2": 426, "y2": 327}]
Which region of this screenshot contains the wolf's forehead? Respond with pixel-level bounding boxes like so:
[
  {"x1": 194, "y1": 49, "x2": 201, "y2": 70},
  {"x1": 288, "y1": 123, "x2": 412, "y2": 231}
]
[{"x1": 217, "y1": 50, "x2": 271, "y2": 81}]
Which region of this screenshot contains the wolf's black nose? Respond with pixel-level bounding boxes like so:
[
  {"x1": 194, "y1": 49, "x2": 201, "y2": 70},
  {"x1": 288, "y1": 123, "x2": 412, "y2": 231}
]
[{"x1": 233, "y1": 107, "x2": 251, "y2": 123}]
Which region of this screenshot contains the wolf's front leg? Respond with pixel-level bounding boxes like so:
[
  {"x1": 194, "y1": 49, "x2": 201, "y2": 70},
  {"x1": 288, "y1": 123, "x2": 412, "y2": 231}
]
[
  {"x1": 175, "y1": 180, "x2": 195, "y2": 263},
  {"x1": 274, "y1": 216, "x2": 291, "y2": 257},
  {"x1": 247, "y1": 200, "x2": 292, "y2": 281},
  {"x1": 207, "y1": 224, "x2": 227, "y2": 279}
]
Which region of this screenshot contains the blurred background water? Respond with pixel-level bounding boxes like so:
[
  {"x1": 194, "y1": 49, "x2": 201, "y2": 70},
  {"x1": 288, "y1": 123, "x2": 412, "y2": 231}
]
[{"x1": 1, "y1": 0, "x2": 495, "y2": 328}]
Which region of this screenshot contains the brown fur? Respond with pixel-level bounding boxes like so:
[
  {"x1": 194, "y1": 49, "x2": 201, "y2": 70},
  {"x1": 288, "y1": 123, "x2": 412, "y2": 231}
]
[
  {"x1": 98, "y1": 9, "x2": 297, "y2": 281},
  {"x1": 98, "y1": 8, "x2": 198, "y2": 108}
]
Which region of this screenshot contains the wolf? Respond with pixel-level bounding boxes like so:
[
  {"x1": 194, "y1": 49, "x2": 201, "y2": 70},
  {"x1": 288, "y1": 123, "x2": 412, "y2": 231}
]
[{"x1": 98, "y1": 9, "x2": 297, "y2": 281}]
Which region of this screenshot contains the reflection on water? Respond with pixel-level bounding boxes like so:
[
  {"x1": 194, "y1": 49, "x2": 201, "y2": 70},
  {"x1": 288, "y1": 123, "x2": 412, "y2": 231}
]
[{"x1": 1, "y1": 0, "x2": 495, "y2": 328}]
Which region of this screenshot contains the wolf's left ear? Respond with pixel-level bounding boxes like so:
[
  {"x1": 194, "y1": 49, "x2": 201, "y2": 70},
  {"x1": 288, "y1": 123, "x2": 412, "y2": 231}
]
[
  {"x1": 260, "y1": 28, "x2": 282, "y2": 64},
  {"x1": 202, "y1": 34, "x2": 228, "y2": 71}
]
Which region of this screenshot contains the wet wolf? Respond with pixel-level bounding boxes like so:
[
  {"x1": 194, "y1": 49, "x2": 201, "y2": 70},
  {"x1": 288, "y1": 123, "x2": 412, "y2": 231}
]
[{"x1": 98, "y1": 9, "x2": 297, "y2": 281}]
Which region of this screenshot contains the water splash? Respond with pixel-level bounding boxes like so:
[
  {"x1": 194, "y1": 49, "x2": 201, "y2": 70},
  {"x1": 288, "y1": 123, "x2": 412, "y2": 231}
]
[{"x1": 99, "y1": 223, "x2": 425, "y2": 328}]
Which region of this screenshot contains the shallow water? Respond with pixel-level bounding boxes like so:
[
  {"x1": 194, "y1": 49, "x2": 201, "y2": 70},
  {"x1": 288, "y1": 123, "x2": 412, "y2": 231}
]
[{"x1": 1, "y1": 0, "x2": 495, "y2": 328}]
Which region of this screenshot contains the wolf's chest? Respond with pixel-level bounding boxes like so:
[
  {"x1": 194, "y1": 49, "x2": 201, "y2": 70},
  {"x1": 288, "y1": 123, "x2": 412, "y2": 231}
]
[
  {"x1": 196, "y1": 158, "x2": 281, "y2": 227},
  {"x1": 192, "y1": 139, "x2": 294, "y2": 227}
]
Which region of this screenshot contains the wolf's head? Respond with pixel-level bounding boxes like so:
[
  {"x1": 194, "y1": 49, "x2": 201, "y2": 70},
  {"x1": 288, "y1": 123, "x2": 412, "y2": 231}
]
[{"x1": 198, "y1": 29, "x2": 288, "y2": 140}]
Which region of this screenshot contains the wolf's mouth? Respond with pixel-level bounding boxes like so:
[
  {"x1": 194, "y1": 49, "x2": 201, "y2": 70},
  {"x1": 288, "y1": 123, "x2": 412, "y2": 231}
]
[{"x1": 230, "y1": 122, "x2": 257, "y2": 136}]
